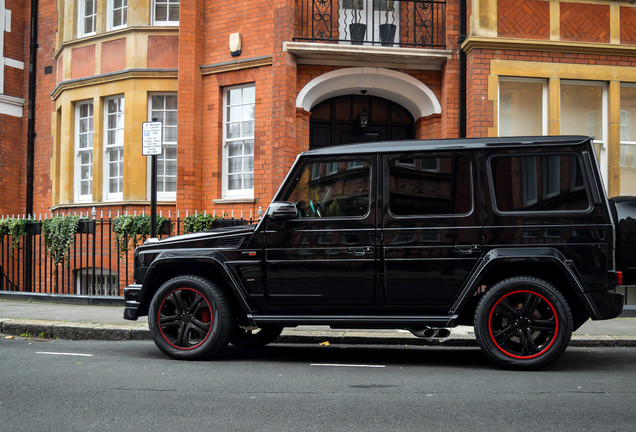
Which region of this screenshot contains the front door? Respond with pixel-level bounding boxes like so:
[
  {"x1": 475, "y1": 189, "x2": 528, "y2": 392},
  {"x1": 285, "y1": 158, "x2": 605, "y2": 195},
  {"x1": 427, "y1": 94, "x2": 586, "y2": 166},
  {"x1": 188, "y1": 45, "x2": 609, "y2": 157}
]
[
  {"x1": 264, "y1": 156, "x2": 377, "y2": 309},
  {"x1": 310, "y1": 95, "x2": 414, "y2": 149},
  {"x1": 381, "y1": 151, "x2": 483, "y2": 312}
]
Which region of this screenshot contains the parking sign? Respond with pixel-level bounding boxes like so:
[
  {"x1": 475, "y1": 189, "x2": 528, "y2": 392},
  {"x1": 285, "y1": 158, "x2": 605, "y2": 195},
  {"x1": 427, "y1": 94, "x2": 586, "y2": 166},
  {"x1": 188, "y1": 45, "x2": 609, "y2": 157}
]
[{"x1": 142, "y1": 121, "x2": 163, "y2": 156}]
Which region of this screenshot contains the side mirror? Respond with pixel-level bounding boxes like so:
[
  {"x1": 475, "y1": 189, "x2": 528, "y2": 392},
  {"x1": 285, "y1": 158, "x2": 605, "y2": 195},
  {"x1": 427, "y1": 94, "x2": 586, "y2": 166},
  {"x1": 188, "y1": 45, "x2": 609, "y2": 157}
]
[{"x1": 267, "y1": 202, "x2": 298, "y2": 221}]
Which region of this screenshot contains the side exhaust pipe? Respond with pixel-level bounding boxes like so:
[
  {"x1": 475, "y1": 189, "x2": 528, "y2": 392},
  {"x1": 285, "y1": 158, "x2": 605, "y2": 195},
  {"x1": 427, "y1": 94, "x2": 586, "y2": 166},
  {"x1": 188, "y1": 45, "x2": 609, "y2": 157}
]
[{"x1": 408, "y1": 327, "x2": 451, "y2": 339}]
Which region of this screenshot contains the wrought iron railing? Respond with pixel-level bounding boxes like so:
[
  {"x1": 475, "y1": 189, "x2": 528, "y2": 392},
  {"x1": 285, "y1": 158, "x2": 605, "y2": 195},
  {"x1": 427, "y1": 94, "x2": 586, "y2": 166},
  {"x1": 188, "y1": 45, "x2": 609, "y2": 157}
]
[
  {"x1": 295, "y1": 0, "x2": 446, "y2": 48},
  {"x1": 0, "y1": 210, "x2": 257, "y2": 297}
]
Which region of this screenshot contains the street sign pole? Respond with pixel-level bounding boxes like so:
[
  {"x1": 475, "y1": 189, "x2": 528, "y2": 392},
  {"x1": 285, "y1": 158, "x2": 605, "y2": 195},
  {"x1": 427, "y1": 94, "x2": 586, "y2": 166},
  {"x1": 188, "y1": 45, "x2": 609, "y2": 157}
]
[
  {"x1": 142, "y1": 121, "x2": 163, "y2": 237},
  {"x1": 150, "y1": 153, "x2": 157, "y2": 237}
]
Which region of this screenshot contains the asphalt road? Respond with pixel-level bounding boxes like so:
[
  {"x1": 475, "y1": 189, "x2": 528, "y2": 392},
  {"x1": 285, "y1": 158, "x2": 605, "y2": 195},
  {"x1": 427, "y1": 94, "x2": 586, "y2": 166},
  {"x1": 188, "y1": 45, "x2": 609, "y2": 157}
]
[{"x1": 1, "y1": 338, "x2": 635, "y2": 432}]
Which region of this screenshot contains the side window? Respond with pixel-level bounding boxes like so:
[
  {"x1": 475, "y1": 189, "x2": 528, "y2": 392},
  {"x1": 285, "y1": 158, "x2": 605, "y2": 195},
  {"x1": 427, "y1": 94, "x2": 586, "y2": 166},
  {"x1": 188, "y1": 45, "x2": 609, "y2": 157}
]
[
  {"x1": 389, "y1": 155, "x2": 472, "y2": 216},
  {"x1": 285, "y1": 160, "x2": 370, "y2": 218},
  {"x1": 490, "y1": 154, "x2": 591, "y2": 212}
]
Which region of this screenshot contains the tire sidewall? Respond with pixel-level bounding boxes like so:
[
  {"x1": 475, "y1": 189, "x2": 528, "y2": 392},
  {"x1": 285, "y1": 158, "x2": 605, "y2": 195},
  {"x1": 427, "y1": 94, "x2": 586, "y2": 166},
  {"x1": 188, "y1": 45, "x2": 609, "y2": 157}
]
[
  {"x1": 474, "y1": 277, "x2": 572, "y2": 370},
  {"x1": 148, "y1": 276, "x2": 231, "y2": 360}
]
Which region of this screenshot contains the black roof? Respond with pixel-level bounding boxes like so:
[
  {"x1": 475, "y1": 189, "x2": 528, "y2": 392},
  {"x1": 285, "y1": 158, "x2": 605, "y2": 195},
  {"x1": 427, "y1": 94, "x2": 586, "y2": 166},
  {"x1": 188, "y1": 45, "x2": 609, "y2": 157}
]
[{"x1": 302, "y1": 136, "x2": 593, "y2": 157}]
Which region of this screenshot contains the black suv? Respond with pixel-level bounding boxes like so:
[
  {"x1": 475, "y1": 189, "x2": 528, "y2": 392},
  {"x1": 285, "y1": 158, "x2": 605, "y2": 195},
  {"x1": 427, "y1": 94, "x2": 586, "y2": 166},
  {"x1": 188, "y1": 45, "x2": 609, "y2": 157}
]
[{"x1": 124, "y1": 136, "x2": 634, "y2": 369}]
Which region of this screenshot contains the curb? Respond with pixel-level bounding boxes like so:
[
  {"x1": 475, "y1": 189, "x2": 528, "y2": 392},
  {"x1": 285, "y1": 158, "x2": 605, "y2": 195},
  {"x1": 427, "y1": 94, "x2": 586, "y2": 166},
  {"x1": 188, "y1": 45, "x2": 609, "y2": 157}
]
[{"x1": 2, "y1": 318, "x2": 635, "y2": 348}]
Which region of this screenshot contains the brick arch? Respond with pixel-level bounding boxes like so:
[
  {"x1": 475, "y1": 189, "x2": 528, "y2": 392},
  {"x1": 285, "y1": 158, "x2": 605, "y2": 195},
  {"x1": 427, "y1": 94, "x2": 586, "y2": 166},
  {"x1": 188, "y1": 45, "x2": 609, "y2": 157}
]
[{"x1": 296, "y1": 67, "x2": 441, "y2": 120}]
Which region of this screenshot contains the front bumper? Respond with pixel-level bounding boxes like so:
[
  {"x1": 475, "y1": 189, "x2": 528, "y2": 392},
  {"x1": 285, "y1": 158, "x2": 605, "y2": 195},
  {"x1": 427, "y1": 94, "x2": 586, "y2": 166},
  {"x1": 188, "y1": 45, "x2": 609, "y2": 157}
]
[{"x1": 123, "y1": 284, "x2": 143, "y2": 321}]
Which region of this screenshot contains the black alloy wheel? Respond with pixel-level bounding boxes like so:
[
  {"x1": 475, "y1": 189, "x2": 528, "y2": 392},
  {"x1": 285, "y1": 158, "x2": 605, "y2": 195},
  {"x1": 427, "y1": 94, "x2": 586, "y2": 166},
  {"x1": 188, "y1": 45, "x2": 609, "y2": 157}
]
[
  {"x1": 229, "y1": 325, "x2": 284, "y2": 347},
  {"x1": 148, "y1": 275, "x2": 232, "y2": 360},
  {"x1": 474, "y1": 276, "x2": 572, "y2": 370}
]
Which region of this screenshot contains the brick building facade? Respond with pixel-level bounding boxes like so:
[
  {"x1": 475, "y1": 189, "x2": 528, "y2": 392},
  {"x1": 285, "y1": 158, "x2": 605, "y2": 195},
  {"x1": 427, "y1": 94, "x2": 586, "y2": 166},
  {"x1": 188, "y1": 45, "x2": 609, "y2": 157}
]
[
  {"x1": 0, "y1": 0, "x2": 27, "y2": 216},
  {"x1": 4, "y1": 0, "x2": 636, "y2": 217}
]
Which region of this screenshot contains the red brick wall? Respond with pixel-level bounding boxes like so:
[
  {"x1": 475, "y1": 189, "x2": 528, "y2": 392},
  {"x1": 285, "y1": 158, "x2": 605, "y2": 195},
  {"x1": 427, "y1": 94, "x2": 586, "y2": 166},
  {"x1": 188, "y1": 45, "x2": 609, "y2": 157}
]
[
  {"x1": 31, "y1": 0, "x2": 58, "y2": 214},
  {"x1": 560, "y1": 3, "x2": 610, "y2": 43},
  {"x1": 0, "y1": 0, "x2": 27, "y2": 215},
  {"x1": 177, "y1": 0, "x2": 205, "y2": 211},
  {"x1": 498, "y1": 0, "x2": 549, "y2": 40},
  {"x1": 620, "y1": 6, "x2": 636, "y2": 45}
]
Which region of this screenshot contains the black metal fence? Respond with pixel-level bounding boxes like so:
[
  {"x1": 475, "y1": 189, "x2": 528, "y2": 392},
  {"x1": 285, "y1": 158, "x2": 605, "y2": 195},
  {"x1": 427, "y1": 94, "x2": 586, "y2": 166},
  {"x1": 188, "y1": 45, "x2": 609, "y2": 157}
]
[
  {"x1": 0, "y1": 210, "x2": 257, "y2": 297},
  {"x1": 295, "y1": 0, "x2": 446, "y2": 48}
]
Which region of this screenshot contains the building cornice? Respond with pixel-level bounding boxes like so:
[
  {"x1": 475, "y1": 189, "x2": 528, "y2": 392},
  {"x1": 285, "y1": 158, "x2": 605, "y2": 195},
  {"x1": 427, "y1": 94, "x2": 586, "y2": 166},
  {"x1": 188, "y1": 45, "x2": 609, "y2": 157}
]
[
  {"x1": 200, "y1": 56, "x2": 273, "y2": 75},
  {"x1": 283, "y1": 41, "x2": 453, "y2": 71},
  {"x1": 462, "y1": 36, "x2": 636, "y2": 57},
  {"x1": 51, "y1": 69, "x2": 178, "y2": 100}
]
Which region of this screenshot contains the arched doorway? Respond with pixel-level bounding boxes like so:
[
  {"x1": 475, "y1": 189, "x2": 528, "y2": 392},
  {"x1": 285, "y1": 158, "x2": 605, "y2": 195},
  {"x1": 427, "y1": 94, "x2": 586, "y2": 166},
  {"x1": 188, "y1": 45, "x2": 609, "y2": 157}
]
[{"x1": 310, "y1": 95, "x2": 414, "y2": 149}]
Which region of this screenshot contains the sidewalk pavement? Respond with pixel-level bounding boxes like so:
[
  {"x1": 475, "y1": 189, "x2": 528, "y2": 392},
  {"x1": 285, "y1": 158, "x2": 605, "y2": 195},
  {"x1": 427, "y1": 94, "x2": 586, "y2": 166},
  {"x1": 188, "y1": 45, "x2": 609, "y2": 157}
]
[{"x1": 1, "y1": 296, "x2": 635, "y2": 347}]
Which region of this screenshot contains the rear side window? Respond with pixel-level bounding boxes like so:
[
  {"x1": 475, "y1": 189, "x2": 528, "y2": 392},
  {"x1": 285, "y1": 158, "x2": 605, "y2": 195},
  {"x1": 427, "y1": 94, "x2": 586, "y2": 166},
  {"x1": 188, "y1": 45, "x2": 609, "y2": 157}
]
[
  {"x1": 489, "y1": 154, "x2": 590, "y2": 212},
  {"x1": 389, "y1": 155, "x2": 472, "y2": 216},
  {"x1": 285, "y1": 160, "x2": 370, "y2": 218}
]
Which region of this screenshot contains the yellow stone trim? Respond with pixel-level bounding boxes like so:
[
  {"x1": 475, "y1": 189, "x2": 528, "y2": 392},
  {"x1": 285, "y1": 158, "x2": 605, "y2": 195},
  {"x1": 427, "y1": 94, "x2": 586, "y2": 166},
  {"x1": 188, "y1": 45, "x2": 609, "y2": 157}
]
[
  {"x1": 610, "y1": 3, "x2": 620, "y2": 45},
  {"x1": 490, "y1": 59, "x2": 636, "y2": 83},
  {"x1": 548, "y1": 77, "x2": 561, "y2": 135},
  {"x1": 550, "y1": 1, "x2": 560, "y2": 41},
  {"x1": 487, "y1": 74, "x2": 499, "y2": 137},
  {"x1": 471, "y1": 0, "x2": 497, "y2": 38},
  {"x1": 462, "y1": 36, "x2": 636, "y2": 56},
  {"x1": 608, "y1": 81, "x2": 622, "y2": 197},
  {"x1": 51, "y1": 69, "x2": 178, "y2": 100}
]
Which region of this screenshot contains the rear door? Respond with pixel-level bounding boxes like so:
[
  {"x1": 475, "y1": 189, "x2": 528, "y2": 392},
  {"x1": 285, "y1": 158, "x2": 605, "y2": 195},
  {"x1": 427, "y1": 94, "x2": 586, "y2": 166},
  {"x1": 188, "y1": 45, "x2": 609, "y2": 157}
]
[
  {"x1": 264, "y1": 155, "x2": 377, "y2": 308},
  {"x1": 381, "y1": 151, "x2": 482, "y2": 312}
]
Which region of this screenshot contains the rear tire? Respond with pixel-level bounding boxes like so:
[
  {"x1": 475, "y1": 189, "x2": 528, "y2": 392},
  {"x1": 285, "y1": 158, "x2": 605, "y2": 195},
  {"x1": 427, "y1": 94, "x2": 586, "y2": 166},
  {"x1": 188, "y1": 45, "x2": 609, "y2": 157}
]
[
  {"x1": 229, "y1": 325, "x2": 284, "y2": 347},
  {"x1": 474, "y1": 276, "x2": 572, "y2": 370},
  {"x1": 148, "y1": 275, "x2": 232, "y2": 360}
]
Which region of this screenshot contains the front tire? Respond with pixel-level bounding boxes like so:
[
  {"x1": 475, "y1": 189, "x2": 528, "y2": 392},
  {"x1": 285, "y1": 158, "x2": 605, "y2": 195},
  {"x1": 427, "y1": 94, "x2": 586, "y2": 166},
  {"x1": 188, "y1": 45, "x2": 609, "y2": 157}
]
[
  {"x1": 148, "y1": 275, "x2": 232, "y2": 360},
  {"x1": 474, "y1": 276, "x2": 572, "y2": 370}
]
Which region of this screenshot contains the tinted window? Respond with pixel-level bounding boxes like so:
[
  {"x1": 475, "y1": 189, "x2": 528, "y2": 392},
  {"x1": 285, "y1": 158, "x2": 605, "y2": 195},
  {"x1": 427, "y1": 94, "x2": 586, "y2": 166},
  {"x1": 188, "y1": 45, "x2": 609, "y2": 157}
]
[
  {"x1": 389, "y1": 155, "x2": 472, "y2": 216},
  {"x1": 285, "y1": 161, "x2": 370, "y2": 218},
  {"x1": 490, "y1": 154, "x2": 590, "y2": 212}
]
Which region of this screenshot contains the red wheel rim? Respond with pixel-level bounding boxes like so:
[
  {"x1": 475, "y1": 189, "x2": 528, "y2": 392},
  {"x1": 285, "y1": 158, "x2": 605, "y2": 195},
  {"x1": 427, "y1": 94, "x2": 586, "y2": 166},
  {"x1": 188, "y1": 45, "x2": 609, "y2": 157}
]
[
  {"x1": 157, "y1": 287, "x2": 213, "y2": 350},
  {"x1": 488, "y1": 290, "x2": 559, "y2": 359}
]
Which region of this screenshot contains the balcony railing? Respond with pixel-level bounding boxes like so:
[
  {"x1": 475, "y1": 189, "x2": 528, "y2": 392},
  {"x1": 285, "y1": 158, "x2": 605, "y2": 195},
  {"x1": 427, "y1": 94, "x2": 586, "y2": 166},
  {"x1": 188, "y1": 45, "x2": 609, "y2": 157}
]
[{"x1": 295, "y1": 0, "x2": 446, "y2": 48}]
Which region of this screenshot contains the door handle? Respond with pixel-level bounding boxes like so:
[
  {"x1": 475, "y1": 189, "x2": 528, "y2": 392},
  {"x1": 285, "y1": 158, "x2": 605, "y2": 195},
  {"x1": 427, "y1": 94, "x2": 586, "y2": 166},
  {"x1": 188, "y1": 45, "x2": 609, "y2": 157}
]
[
  {"x1": 453, "y1": 245, "x2": 482, "y2": 255},
  {"x1": 348, "y1": 246, "x2": 375, "y2": 256}
]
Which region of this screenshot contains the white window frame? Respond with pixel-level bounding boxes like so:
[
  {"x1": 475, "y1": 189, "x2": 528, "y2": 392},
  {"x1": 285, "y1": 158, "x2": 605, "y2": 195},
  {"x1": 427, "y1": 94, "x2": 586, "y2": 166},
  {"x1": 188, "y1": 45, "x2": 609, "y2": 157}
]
[
  {"x1": 152, "y1": 0, "x2": 180, "y2": 26},
  {"x1": 78, "y1": 0, "x2": 97, "y2": 38},
  {"x1": 148, "y1": 93, "x2": 178, "y2": 201},
  {"x1": 107, "y1": 0, "x2": 128, "y2": 31},
  {"x1": 498, "y1": 77, "x2": 548, "y2": 137},
  {"x1": 103, "y1": 95, "x2": 125, "y2": 201},
  {"x1": 75, "y1": 100, "x2": 94, "y2": 203},
  {"x1": 222, "y1": 84, "x2": 255, "y2": 199},
  {"x1": 560, "y1": 80, "x2": 608, "y2": 185}
]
